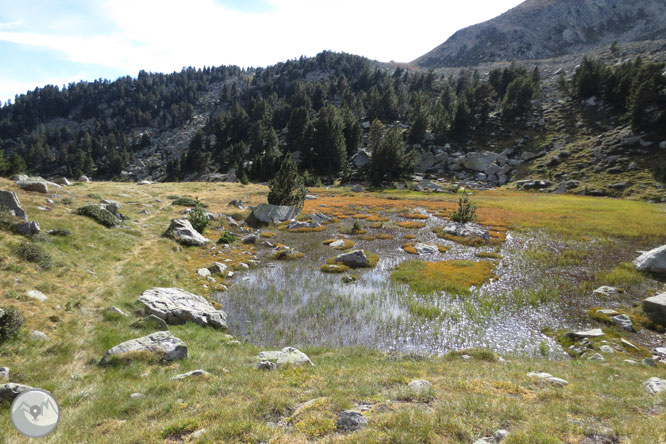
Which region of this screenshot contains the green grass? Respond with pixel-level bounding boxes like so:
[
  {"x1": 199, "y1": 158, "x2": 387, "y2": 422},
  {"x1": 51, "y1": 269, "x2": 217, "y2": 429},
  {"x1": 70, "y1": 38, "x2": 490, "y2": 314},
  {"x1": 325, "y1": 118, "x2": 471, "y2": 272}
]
[{"x1": 392, "y1": 260, "x2": 497, "y2": 296}]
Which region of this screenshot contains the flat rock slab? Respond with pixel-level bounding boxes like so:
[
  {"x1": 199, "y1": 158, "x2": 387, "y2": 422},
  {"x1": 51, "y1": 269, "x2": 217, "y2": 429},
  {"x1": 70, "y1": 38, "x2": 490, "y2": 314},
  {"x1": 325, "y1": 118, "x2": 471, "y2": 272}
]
[
  {"x1": 257, "y1": 346, "x2": 313, "y2": 367},
  {"x1": 592, "y1": 286, "x2": 622, "y2": 298},
  {"x1": 644, "y1": 377, "x2": 666, "y2": 395},
  {"x1": 17, "y1": 179, "x2": 49, "y2": 193},
  {"x1": 139, "y1": 288, "x2": 227, "y2": 329},
  {"x1": 634, "y1": 245, "x2": 666, "y2": 274},
  {"x1": 0, "y1": 190, "x2": 27, "y2": 220},
  {"x1": 163, "y1": 219, "x2": 209, "y2": 246},
  {"x1": 100, "y1": 331, "x2": 187, "y2": 364},
  {"x1": 527, "y1": 372, "x2": 568, "y2": 387},
  {"x1": 642, "y1": 292, "x2": 666, "y2": 326},
  {"x1": 0, "y1": 383, "x2": 34, "y2": 402},
  {"x1": 26, "y1": 290, "x2": 47, "y2": 302},
  {"x1": 443, "y1": 222, "x2": 490, "y2": 241},
  {"x1": 567, "y1": 328, "x2": 604, "y2": 339},
  {"x1": 249, "y1": 204, "x2": 298, "y2": 225}
]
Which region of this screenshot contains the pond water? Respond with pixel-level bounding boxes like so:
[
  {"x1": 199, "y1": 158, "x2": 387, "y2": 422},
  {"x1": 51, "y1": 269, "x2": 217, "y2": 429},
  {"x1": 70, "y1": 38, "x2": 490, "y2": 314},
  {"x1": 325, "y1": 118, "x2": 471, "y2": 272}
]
[{"x1": 216, "y1": 212, "x2": 595, "y2": 358}]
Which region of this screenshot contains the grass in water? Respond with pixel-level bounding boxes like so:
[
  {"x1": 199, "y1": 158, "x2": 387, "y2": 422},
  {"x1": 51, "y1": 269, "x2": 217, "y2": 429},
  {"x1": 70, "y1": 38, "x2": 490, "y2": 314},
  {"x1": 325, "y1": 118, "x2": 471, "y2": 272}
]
[{"x1": 392, "y1": 260, "x2": 497, "y2": 296}]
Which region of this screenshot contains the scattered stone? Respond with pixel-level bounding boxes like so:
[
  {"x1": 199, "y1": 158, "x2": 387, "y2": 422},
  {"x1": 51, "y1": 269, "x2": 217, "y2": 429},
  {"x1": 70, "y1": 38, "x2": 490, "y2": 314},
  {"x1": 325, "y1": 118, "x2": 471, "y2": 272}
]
[
  {"x1": 30, "y1": 330, "x2": 50, "y2": 341},
  {"x1": 461, "y1": 354, "x2": 471, "y2": 361},
  {"x1": 310, "y1": 212, "x2": 331, "y2": 225},
  {"x1": 634, "y1": 245, "x2": 666, "y2": 274},
  {"x1": 171, "y1": 369, "x2": 211, "y2": 380},
  {"x1": 408, "y1": 379, "x2": 432, "y2": 393},
  {"x1": 495, "y1": 429, "x2": 510, "y2": 441},
  {"x1": 336, "y1": 410, "x2": 368, "y2": 431},
  {"x1": 26, "y1": 290, "x2": 47, "y2": 302},
  {"x1": 15, "y1": 221, "x2": 40, "y2": 236},
  {"x1": 78, "y1": 175, "x2": 91, "y2": 182},
  {"x1": 442, "y1": 222, "x2": 490, "y2": 241},
  {"x1": 163, "y1": 219, "x2": 209, "y2": 246},
  {"x1": 257, "y1": 346, "x2": 314, "y2": 367},
  {"x1": 567, "y1": 328, "x2": 604, "y2": 339},
  {"x1": 17, "y1": 179, "x2": 48, "y2": 194},
  {"x1": 342, "y1": 275, "x2": 357, "y2": 284},
  {"x1": 334, "y1": 250, "x2": 370, "y2": 268},
  {"x1": 100, "y1": 331, "x2": 188, "y2": 364},
  {"x1": 624, "y1": 359, "x2": 638, "y2": 365},
  {"x1": 0, "y1": 367, "x2": 9, "y2": 379},
  {"x1": 130, "y1": 393, "x2": 143, "y2": 399},
  {"x1": 592, "y1": 286, "x2": 622, "y2": 298},
  {"x1": 208, "y1": 262, "x2": 229, "y2": 275},
  {"x1": 0, "y1": 190, "x2": 27, "y2": 220},
  {"x1": 642, "y1": 358, "x2": 657, "y2": 367},
  {"x1": 621, "y1": 338, "x2": 639, "y2": 351},
  {"x1": 288, "y1": 220, "x2": 320, "y2": 230},
  {"x1": 0, "y1": 383, "x2": 33, "y2": 402},
  {"x1": 644, "y1": 377, "x2": 666, "y2": 395},
  {"x1": 305, "y1": 194, "x2": 318, "y2": 200},
  {"x1": 256, "y1": 360, "x2": 278, "y2": 371},
  {"x1": 131, "y1": 315, "x2": 169, "y2": 331},
  {"x1": 351, "y1": 184, "x2": 364, "y2": 192},
  {"x1": 242, "y1": 234, "x2": 258, "y2": 244},
  {"x1": 329, "y1": 239, "x2": 346, "y2": 248},
  {"x1": 228, "y1": 200, "x2": 246, "y2": 209},
  {"x1": 516, "y1": 179, "x2": 552, "y2": 191},
  {"x1": 248, "y1": 204, "x2": 298, "y2": 225},
  {"x1": 610, "y1": 314, "x2": 633, "y2": 332},
  {"x1": 190, "y1": 429, "x2": 207, "y2": 439},
  {"x1": 642, "y1": 292, "x2": 666, "y2": 325},
  {"x1": 599, "y1": 345, "x2": 615, "y2": 354},
  {"x1": 588, "y1": 353, "x2": 605, "y2": 361},
  {"x1": 196, "y1": 268, "x2": 212, "y2": 278},
  {"x1": 138, "y1": 287, "x2": 227, "y2": 329},
  {"x1": 411, "y1": 243, "x2": 439, "y2": 255},
  {"x1": 527, "y1": 372, "x2": 568, "y2": 386},
  {"x1": 594, "y1": 309, "x2": 619, "y2": 316},
  {"x1": 105, "y1": 306, "x2": 129, "y2": 317}
]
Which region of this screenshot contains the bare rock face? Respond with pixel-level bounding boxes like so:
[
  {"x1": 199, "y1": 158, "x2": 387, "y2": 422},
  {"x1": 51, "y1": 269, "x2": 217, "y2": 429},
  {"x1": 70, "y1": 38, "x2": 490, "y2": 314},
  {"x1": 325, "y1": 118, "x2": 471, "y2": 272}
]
[
  {"x1": 138, "y1": 287, "x2": 227, "y2": 329},
  {"x1": 0, "y1": 190, "x2": 27, "y2": 220},
  {"x1": 163, "y1": 219, "x2": 209, "y2": 246},
  {"x1": 248, "y1": 204, "x2": 298, "y2": 225},
  {"x1": 414, "y1": 0, "x2": 666, "y2": 68},
  {"x1": 100, "y1": 331, "x2": 188, "y2": 364}
]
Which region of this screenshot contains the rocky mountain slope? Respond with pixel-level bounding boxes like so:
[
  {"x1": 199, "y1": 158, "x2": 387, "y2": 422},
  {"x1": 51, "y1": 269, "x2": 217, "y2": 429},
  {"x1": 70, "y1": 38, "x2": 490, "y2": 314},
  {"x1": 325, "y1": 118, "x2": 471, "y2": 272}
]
[{"x1": 413, "y1": 0, "x2": 666, "y2": 68}]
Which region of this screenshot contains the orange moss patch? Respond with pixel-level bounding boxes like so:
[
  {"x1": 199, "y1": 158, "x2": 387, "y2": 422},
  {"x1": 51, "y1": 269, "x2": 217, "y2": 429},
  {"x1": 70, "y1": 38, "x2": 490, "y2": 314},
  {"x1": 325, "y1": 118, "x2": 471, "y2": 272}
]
[
  {"x1": 401, "y1": 213, "x2": 430, "y2": 220},
  {"x1": 288, "y1": 226, "x2": 326, "y2": 233},
  {"x1": 271, "y1": 249, "x2": 305, "y2": 260},
  {"x1": 404, "y1": 234, "x2": 418, "y2": 240},
  {"x1": 377, "y1": 234, "x2": 394, "y2": 240},
  {"x1": 366, "y1": 215, "x2": 389, "y2": 222},
  {"x1": 359, "y1": 235, "x2": 377, "y2": 241},
  {"x1": 397, "y1": 221, "x2": 426, "y2": 229},
  {"x1": 476, "y1": 252, "x2": 503, "y2": 259},
  {"x1": 392, "y1": 260, "x2": 497, "y2": 296},
  {"x1": 351, "y1": 214, "x2": 370, "y2": 219},
  {"x1": 260, "y1": 232, "x2": 277, "y2": 238},
  {"x1": 320, "y1": 264, "x2": 350, "y2": 273},
  {"x1": 402, "y1": 244, "x2": 419, "y2": 255},
  {"x1": 368, "y1": 222, "x2": 384, "y2": 229},
  {"x1": 438, "y1": 245, "x2": 450, "y2": 253}
]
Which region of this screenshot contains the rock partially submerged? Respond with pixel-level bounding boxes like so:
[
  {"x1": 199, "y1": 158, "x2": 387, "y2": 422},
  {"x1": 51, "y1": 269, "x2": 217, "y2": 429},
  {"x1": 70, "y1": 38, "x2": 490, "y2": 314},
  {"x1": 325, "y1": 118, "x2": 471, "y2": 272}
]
[
  {"x1": 100, "y1": 331, "x2": 187, "y2": 364},
  {"x1": 334, "y1": 250, "x2": 370, "y2": 268},
  {"x1": 257, "y1": 346, "x2": 314, "y2": 367},
  {"x1": 163, "y1": 219, "x2": 209, "y2": 246},
  {"x1": 442, "y1": 222, "x2": 490, "y2": 241},
  {"x1": 634, "y1": 245, "x2": 666, "y2": 274},
  {"x1": 138, "y1": 287, "x2": 227, "y2": 329}
]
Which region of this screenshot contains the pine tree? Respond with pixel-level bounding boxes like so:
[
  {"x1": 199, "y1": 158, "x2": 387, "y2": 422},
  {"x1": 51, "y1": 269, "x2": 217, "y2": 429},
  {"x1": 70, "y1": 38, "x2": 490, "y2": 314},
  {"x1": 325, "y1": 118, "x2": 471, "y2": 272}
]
[
  {"x1": 369, "y1": 126, "x2": 414, "y2": 185},
  {"x1": 267, "y1": 157, "x2": 307, "y2": 211}
]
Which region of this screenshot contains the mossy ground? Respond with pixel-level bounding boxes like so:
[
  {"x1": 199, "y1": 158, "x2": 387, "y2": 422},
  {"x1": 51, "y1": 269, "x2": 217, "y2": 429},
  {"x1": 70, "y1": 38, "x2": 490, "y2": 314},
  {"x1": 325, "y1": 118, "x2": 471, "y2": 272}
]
[
  {"x1": 392, "y1": 260, "x2": 498, "y2": 296},
  {"x1": 1, "y1": 179, "x2": 666, "y2": 443}
]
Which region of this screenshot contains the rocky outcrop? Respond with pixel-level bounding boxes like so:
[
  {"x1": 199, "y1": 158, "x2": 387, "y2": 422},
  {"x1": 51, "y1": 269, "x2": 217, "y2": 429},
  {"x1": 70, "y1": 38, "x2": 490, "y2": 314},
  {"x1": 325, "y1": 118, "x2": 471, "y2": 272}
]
[
  {"x1": 634, "y1": 245, "x2": 666, "y2": 274},
  {"x1": 100, "y1": 331, "x2": 188, "y2": 364},
  {"x1": 0, "y1": 191, "x2": 27, "y2": 220},
  {"x1": 642, "y1": 292, "x2": 666, "y2": 326},
  {"x1": 163, "y1": 219, "x2": 209, "y2": 246},
  {"x1": 413, "y1": 0, "x2": 666, "y2": 68},
  {"x1": 336, "y1": 410, "x2": 368, "y2": 431},
  {"x1": 248, "y1": 204, "x2": 298, "y2": 226},
  {"x1": 138, "y1": 287, "x2": 227, "y2": 329}
]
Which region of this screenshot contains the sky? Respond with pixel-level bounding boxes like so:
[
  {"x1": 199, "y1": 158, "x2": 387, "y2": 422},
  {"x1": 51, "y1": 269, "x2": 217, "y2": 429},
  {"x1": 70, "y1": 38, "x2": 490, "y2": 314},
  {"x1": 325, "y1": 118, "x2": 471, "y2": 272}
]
[{"x1": 0, "y1": 0, "x2": 524, "y2": 104}]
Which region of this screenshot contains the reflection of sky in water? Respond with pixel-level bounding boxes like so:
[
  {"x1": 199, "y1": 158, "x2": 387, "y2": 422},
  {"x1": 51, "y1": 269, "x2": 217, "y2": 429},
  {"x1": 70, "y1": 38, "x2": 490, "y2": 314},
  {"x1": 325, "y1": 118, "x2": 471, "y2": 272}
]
[{"x1": 217, "y1": 215, "x2": 586, "y2": 358}]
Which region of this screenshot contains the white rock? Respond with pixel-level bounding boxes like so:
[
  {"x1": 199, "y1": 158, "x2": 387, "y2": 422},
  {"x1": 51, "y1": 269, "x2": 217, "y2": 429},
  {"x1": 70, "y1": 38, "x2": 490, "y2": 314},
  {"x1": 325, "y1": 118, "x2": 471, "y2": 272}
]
[
  {"x1": 408, "y1": 379, "x2": 432, "y2": 393},
  {"x1": 138, "y1": 287, "x2": 227, "y2": 329},
  {"x1": 197, "y1": 268, "x2": 212, "y2": 277},
  {"x1": 26, "y1": 290, "x2": 47, "y2": 302},
  {"x1": 30, "y1": 330, "x2": 50, "y2": 341},
  {"x1": 257, "y1": 347, "x2": 314, "y2": 367},
  {"x1": 171, "y1": 369, "x2": 211, "y2": 380},
  {"x1": 644, "y1": 377, "x2": 666, "y2": 395}
]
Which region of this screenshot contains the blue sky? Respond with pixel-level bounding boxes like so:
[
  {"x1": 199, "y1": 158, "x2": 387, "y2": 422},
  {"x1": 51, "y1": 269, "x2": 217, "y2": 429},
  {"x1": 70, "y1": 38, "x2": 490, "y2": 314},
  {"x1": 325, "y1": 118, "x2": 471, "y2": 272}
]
[{"x1": 0, "y1": 0, "x2": 524, "y2": 104}]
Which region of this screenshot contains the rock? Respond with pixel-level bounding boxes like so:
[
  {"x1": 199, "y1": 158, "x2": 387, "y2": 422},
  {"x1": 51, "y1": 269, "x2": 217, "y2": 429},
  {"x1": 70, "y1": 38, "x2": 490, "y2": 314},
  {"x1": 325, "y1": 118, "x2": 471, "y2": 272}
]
[
  {"x1": 0, "y1": 190, "x2": 27, "y2": 220},
  {"x1": 442, "y1": 222, "x2": 490, "y2": 241},
  {"x1": 131, "y1": 315, "x2": 169, "y2": 331},
  {"x1": 130, "y1": 392, "x2": 143, "y2": 399},
  {"x1": 419, "y1": 180, "x2": 446, "y2": 192},
  {"x1": 171, "y1": 369, "x2": 211, "y2": 380},
  {"x1": 495, "y1": 429, "x2": 510, "y2": 441},
  {"x1": 15, "y1": 221, "x2": 40, "y2": 236},
  {"x1": 30, "y1": 330, "x2": 50, "y2": 341},
  {"x1": 100, "y1": 331, "x2": 188, "y2": 364},
  {"x1": 310, "y1": 212, "x2": 331, "y2": 225},
  {"x1": 256, "y1": 360, "x2": 278, "y2": 371},
  {"x1": 588, "y1": 353, "x2": 605, "y2": 361},
  {"x1": 416, "y1": 151, "x2": 437, "y2": 173},
  {"x1": 351, "y1": 150, "x2": 371, "y2": 168},
  {"x1": 592, "y1": 286, "x2": 622, "y2": 298},
  {"x1": 105, "y1": 306, "x2": 128, "y2": 317},
  {"x1": 78, "y1": 175, "x2": 91, "y2": 182},
  {"x1": 634, "y1": 245, "x2": 666, "y2": 274},
  {"x1": 0, "y1": 367, "x2": 9, "y2": 379},
  {"x1": 329, "y1": 239, "x2": 346, "y2": 248},
  {"x1": 17, "y1": 179, "x2": 48, "y2": 194},
  {"x1": 257, "y1": 346, "x2": 314, "y2": 367},
  {"x1": 228, "y1": 200, "x2": 245, "y2": 209},
  {"x1": 52, "y1": 177, "x2": 71, "y2": 186},
  {"x1": 305, "y1": 194, "x2": 318, "y2": 200},
  {"x1": 516, "y1": 179, "x2": 552, "y2": 191},
  {"x1": 342, "y1": 275, "x2": 357, "y2": 283},
  {"x1": 412, "y1": 243, "x2": 439, "y2": 255},
  {"x1": 334, "y1": 250, "x2": 370, "y2": 268},
  {"x1": 336, "y1": 410, "x2": 368, "y2": 431},
  {"x1": 611, "y1": 314, "x2": 633, "y2": 332},
  {"x1": 473, "y1": 438, "x2": 495, "y2": 444},
  {"x1": 351, "y1": 184, "x2": 364, "y2": 192},
  {"x1": 642, "y1": 292, "x2": 666, "y2": 326},
  {"x1": 208, "y1": 262, "x2": 229, "y2": 275},
  {"x1": 0, "y1": 383, "x2": 33, "y2": 402},
  {"x1": 248, "y1": 203, "x2": 298, "y2": 225},
  {"x1": 408, "y1": 379, "x2": 432, "y2": 393},
  {"x1": 567, "y1": 328, "x2": 604, "y2": 339},
  {"x1": 461, "y1": 151, "x2": 499, "y2": 172},
  {"x1": 196, "y1": 268, "x2": 212, "y2": 277},
  {"x1": 599, "y1": 345, "x2": 615, "y2": 354},
  {"x1": 163, "y1": 219, "x2": 209, "y2": 246},
  {"x1": 191, "y1": 429, "x2": 207, "y2": 439},
  {"x1": 621, "y1": 338, "x2": 639, "y2": 351},
  {"x1": 138, "y1": 287, "x2": 227, "y2": 329},
  {"x1": 288, "y1": 220, "x2": 320, "y2": 230},
  {"x1": 138, "y1": 209, "x2": 151, "y2": 215},
  {"x1": 527, "y1": 372, "x2": 568, "y2": 386},
  {"x1": 26, "y1": 290, "x2": 47, "y2": 302},
  {"x1": 595, "y1": 309, "x2": 619, "y2": 316},
  {"x1": 642, "y1": 358, "x2": 657, "y2": 367},
  {"x1": 644, "y1": 377, "x2": 666, "y2": 395}
]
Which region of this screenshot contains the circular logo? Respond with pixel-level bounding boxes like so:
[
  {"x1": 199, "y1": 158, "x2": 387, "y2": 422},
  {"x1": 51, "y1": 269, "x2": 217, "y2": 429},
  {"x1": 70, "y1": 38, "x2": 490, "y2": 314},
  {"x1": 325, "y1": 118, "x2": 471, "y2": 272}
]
[{"x1": 10, "y1": 389, "x2": 60, "y2": 438}]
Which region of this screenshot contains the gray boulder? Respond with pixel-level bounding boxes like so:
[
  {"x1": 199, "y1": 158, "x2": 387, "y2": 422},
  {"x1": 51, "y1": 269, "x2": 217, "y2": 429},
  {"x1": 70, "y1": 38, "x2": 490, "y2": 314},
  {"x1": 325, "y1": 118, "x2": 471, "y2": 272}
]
[
  {"x1": 642, "y1": 292, "x2": 666, "y2": 326},
  {"x1": 17, "y1": 179, "x2": 49, "y2": 194},
  {"x1": 461, "y1": 151, "x2": 499, "y2": 172},
  {"x1": 208, "y1": 262, "x2": 229, "y2": 275},
  {"x1": 241, "y1": 234, "x2": 258, "y2": 244},
  {"x1": 0, "y1": 190, "x2": 27, "y2": 220},
  {"x1": 634, "y1": 245, "x2": 666, "y2": 274},
  {"x1": 592, "y1": 286, "x2": 622, "y2": 298},
  {"x1": 249, "y1": 203, "x2": 298, "y2": 225},
  {"x1": 15, "y1": 221, "x2": 40, "y2": 236},
  {"x1": 26, "y1": 290, "x2": 47, "y2": 302},
  {"x1": 171, "y1": 369, "x2": 211, "y2": 380},
  {"x1": 52, "y1": 177, "x2": 71, "y2": 186},
  {"x1": 351, "y1": 184, "x2": 364, "y2": 193},
  {"x1": 288, "y1": 220, "x2": 320, "y2": 230},
  {"x1": 0, "y1": 383, "x2": 33, "y2": 402},
  {"x1": 567, "y1": 328, "x2": 604, "y2": 339},
  {"x1": 442, "y1": 222, "x2": 490, "y2": 241},
  {"x1": 611, "y1": 314, "x2": 634, "y2": 332},
  {"x1": 310, "y1": 213, "x2": 331, "y2": 225},
  {"x1": 163, "y1": 219, "x2": 209, "y2": 246},
  {"x1": 516, "y1": 179, "x2": 552, "y2": 191},
  {"x1": 131, "y1": 315, "x2": 169, "y2": 331},
  {"x1": 351, "y1": 150, "x2": 371, "y2": 168},
  {"x1": 78, "y1": 175, "x2": 91, "y2": 182},
  {"x1": 334, "y1": 250, "x2": 370, "y2": 268},
  {"x1": 336, "y1": 410, "x2": 368, "y2": 431},
  {"x1": 100, "y1": 331, "x2": 187, "y2": 364},
  {"x1": 412, "y1": 243, "x2": 439, "y2": 255},
  {"x1": 0, "y1": 367, "x2": 9, "y2": 379},
  {"x1": 644, "y1": 377, "x2": 666, "y2": 395},
  {"x1": 138, "y1": 287, "x2": 227, "y2": 329},
  {"x1": 257, "y1": 346, "x2": 314, "y2": 367}
]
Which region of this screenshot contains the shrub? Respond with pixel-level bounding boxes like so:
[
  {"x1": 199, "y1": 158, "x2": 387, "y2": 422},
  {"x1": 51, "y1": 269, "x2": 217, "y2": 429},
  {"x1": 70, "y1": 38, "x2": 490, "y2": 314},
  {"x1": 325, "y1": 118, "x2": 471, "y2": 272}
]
[
  {"x1": 12, "y1": 241, "x2": 52, "y2": 269},
  {"x1": 188, "y1": 205, "x2": 210, "y2": 234},
  {"x1": 75, "y1": 204, "x2": 121, "y2": 227},
  {"x1": 0, "y1": 307, "x2": 24, "y2": 343},
  {"x1": 0, "y1": 204, "x2": 19, "y2": 233},
  {"x1": 61, "y1": 197, "x2": 73, "y2": 205},
  {"x1": 217, "y1": 231, "x2": 237, "y2": 244},
  {"x1": 172, "y1": 197, "x2": 208, "y2": 208},
  {"x1": 450, "y1": 193, "x2": 477, "y2": 224}
]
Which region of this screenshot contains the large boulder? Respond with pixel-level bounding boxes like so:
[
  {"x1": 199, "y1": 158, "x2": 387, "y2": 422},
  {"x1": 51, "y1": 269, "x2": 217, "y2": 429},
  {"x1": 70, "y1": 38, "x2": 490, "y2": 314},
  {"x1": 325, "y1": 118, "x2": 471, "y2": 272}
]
[
  {"x1": 17, "y1": 179, "x2": 48, "y2": 194},
  {"x1": 138, "y1": 287, "x2": 227, "y2": 329},
  {"x1": 442, "y1": 222, "x2": 490, "y2": 241},
  {"x1": 351, "y1": 150, "x2": 371, "y2": 168},
  {"x1": 642, "y1": 293, "x2": 666, "y2": 326},
  {"x1": 461, "y1": 151, "x2": 499, "y2": 172},
  {"x1": 334, "y1": 250, "x2": 370, "y2": 268},
  {"x1": 248, "y1": 204, "x2": 298, "y2": 225},
  {"x1": 634, "y1": 245, "x2": 666, "y2": 274},
  {"x1": 257, "y1": 346, "x2": 314, "y2": 367},
  {"x1": 163, "y1": 219, "x2": 209, "y2": 246},
  {"x1": 99, "y1": 331, "x2": 188, "y2": 364},
  {"x1": 52, "y1": 177, "x2": 71, "y2": 186},
  {"x1": 0, "y1": 190, "x2": 27, "y2": 220}
]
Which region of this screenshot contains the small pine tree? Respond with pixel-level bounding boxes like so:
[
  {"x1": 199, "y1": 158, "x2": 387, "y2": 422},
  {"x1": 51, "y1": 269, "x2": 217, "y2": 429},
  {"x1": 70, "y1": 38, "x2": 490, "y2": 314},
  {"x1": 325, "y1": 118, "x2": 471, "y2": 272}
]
[
  {"x1": 450, "y1": 192, "x2": 477, "y2": 224},
  {"x1": 188, "y1": 199, "x2": 210, "y2": 234},
  {"x1": 268, "y1": 158, "x2": 307, "y2": 211}
]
